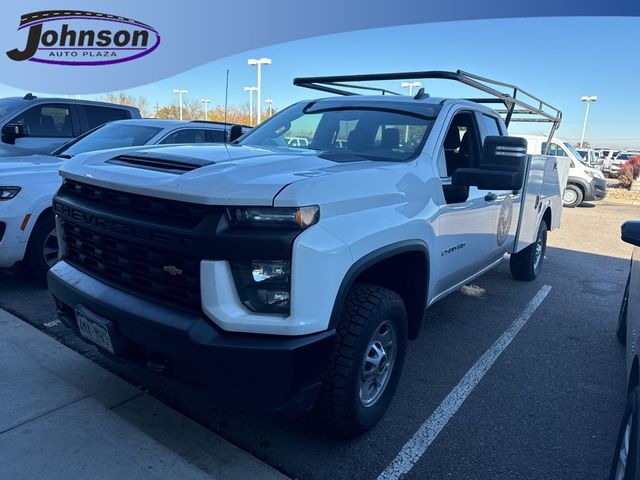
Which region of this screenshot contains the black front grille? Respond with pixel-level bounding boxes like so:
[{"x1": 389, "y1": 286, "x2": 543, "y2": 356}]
[
  {"x1": 59, "y1": 179, "x2": 210, "y2": 228},
  {"x1": 62, "y1": 220, "x2": 202, "y2": 312}
]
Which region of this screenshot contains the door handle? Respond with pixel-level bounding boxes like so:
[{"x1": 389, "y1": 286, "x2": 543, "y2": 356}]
[{"x1": 484, "y1": 193, "x2": 498, "y2": 202}]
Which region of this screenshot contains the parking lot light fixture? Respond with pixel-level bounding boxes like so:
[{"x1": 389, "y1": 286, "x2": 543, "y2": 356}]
[
  {"x1": 200, "y1": 98, "x2": 210, "y2": 120},
  {"x1": 400, "y1": 81, "x2": 422, "y2": 96},
  {"x1": 173, "y1": 89, "x2": 188, "y2": 120},
  {"x1": 248, "y1": 57, "x2": 272, "y2": 124},
  {"x1": 580, "y1": 95, "x2": 598, "y2": 148},
  {"x1": 244, "y1": 86, "x2": 258, "y2": 125}
]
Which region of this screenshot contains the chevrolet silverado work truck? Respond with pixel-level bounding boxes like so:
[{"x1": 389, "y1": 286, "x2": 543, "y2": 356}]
[{"x1": 48, "y1": 71, "x2": 568, "y2": 436}]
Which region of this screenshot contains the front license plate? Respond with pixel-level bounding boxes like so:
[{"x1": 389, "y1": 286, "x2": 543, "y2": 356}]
[{"x1": 75, "y1": 308, "x2": 115, "y2": 354}]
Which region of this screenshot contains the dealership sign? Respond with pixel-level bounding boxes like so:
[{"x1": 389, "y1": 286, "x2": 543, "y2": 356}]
[{"x1": 6, "y1": 10, "x2": 160, "y2": 66}]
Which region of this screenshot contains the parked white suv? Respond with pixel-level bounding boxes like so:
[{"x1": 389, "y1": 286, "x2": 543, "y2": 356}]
[{"x1": 0, "y1": 119, "x2": 248, "y2": 278}]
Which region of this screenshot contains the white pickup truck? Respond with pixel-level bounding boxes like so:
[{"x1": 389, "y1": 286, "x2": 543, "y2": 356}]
[{"x1": 48, "y1": 71, "x2": 568, "y2": 436}]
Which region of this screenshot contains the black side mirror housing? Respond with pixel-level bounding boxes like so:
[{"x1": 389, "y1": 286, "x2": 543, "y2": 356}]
[
  {"x1": 228, "y1": 125, "x2": 244, "y2": 143},
  {"x1": 452, "y1": 136, "x2": 527, "y2": 191},
  {"x1": 622, "y1": 221, "x2": 640, "y2": 247},
  {"x1": 1, "y1": 123, "x2": 28, "y2": 144}
]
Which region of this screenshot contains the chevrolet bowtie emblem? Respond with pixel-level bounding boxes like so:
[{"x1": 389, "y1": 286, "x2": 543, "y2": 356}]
[{"x1": 162, "y1": 265, "x2": 183, "y2": 276}]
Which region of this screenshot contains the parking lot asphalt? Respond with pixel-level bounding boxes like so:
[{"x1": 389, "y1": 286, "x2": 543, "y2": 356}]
[{"x1": 1, "y1": 200, "x2": 636, "y2": 479}]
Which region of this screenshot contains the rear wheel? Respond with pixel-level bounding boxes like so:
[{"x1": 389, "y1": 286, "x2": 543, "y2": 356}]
[
  {"x1": 617, "y1": 275, "x2": 631, "y2": 344},
  {"x1": 610, "y1": 387, "x2": 640, "y2": 480},
  {"x1": 510, "y1": 220, "x2": 547, "y2": 281},
  {"x1": 315, "y1": 284, "x2": 408, "y2": 437},
  {"x1": 563, "y1": 184, "x2": 583, "y2": 208},
  {"x1": 26, "y1": 211, "x2": 58, "y2": 281}
]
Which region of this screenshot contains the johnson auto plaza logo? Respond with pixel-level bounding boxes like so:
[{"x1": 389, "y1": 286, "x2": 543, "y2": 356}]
[{"x1": 6, "y1": 10, "x2": 160, "y2": 66}]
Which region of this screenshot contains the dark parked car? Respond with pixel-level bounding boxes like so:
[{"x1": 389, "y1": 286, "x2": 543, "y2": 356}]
[{"x1": 611, "y1": 221, "x2": 640, "y2": 479}]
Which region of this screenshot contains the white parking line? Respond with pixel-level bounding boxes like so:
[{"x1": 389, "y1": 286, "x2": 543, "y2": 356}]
[{"x1": 378, "y1": 284, "x2": 552, "y2": 480}]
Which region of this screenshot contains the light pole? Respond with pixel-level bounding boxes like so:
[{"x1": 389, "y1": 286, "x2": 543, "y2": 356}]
[
  {"x1": 265, "y1": 98, "x2": 273, "y2": 117},
  {"x1": 244, "y1": 86, "x2": 257, "y2": 125},
  {"x1": 401, "y1": 81, "x2": 421, "y2": 96},
  {"x1": 173, "y1": 89, "x2": 188, "y2": 120},
  {"x1": 248, "y1": 57, "x2": 271, "y2": 124},
  {"x1": 580, "y1": 95, "x2": 597, "y2": 148},
  {"x1": 400, "y1": 82, "x2": 422, "y2": 144},
  {"x1": 200, "y1": 98, "x2": 210, "y2": 120}
]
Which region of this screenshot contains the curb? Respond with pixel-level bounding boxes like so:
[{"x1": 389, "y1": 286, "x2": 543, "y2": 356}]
[{"x1": 0, "y1": 307, "x2": 288, "y2": 480}]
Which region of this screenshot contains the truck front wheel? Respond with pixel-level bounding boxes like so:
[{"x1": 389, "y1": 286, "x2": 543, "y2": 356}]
[
  {"x1": 510, "y1": 220, "x2": 548, "y2": 281},
  {"x1": 315, "y1": 283, "x2": 408, "y2": 436}
]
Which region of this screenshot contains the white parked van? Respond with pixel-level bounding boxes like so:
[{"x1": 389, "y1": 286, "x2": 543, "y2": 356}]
[{"x1": 515, "y1": 134, "x2": 607, "y2": 207}]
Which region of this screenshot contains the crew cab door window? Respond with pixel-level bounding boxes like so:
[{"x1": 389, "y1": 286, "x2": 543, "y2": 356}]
[
  {"x1": 83, "y1": 106, "x2": 131, "y2": 129},
  {"x1": 7, "y1": 103, "x2": 75, "y2": 153},
  {"x1": 9, "y1": 104, "x2": 73, "y2": 137}
]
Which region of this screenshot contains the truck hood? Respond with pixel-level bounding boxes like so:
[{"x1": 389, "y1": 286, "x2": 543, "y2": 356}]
[{"x1": 59, "y1": 143, "x2": 379, "y2": 206}]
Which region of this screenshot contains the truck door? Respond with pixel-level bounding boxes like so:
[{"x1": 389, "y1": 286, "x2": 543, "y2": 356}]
[
  {"x1": 476, "y1": 112, "x2": 521, "y2": 260},
  {"x1": 431, "y1": 110, "x2": 501, "y2": 296}
]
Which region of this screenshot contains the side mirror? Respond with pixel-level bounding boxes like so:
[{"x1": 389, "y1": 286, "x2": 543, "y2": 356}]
[
  {"x1": 228, "y1": 125, "x2": 244, "y2": 143},
  {"x1": 452, "y1": 136, "x2": 526, "y2": 191},
  {"x1": 622, "y1": 221, "x2": 640, "y2": 247},
  {"x1": 1, "y1": 123, "x2": 28, "y2": 144}
]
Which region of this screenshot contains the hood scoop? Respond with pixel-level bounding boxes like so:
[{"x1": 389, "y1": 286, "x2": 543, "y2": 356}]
[{"x1": 106, "y1": 152, "x2": 216, "y2": 174}]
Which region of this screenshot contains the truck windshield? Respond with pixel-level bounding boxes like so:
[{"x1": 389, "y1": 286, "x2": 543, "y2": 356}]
[
  {"x1": 54, "y1": 123, "x2": 163, "y2": 157},
  {"x1": 0, "y1": 99, "x2": 23, "y2": 119},
  {"x1": 238, "y1": 101, "x2": 440, "y2": 162}
]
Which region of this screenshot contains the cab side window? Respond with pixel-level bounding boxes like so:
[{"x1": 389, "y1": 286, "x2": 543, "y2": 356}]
[
  {"x1": 439, "y1": 111, "x2": 482, "y2": 204},
  {"x1": 440, "y1": 112, "x2": 481, "y2": 177},
  {"x1": 9, "y1": 104, "x2": 74, "y2": 137},
  {"x1": 479, "y1": 114, "x2": 503, "y2": 138},
  {"x1": 542, "y1": 142, "x2": 567, "y2": 157}
]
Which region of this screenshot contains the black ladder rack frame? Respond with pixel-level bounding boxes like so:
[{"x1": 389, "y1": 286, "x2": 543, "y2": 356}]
[{"x1": 293, "y1": 70, "x2": 562, "y2": 152}]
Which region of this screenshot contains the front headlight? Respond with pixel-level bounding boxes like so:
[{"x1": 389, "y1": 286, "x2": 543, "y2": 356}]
[
  {"x1": 0, "y1": 186, "x2": 21, "y2": 200},
  {"x1": 231, "y1": 260, "x2": 291, "y2": 314},
  {"x1": 584, "y1": 169, "x2": 602, "y2": 179},
  {"x1": 226, "y1": 206, "x2": 319, "y2": 229}
]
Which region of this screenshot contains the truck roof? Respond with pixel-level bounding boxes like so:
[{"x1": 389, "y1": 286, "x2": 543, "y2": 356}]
[
  {"x1": 304, "y1": 95, "x2": 499, "y2": 117},
  {"x1": 0, "y1": 95, "x2": 139, "y2": 111}
]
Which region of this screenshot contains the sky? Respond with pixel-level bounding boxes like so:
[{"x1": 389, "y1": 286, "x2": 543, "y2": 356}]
[{"x1": 1, "y1": 16, "x2": 638, "y2": 148}]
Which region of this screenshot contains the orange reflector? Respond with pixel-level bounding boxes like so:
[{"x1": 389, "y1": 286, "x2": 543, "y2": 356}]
[{"x1": 20, "y1": 214, "x2": 31, "y2": 231}]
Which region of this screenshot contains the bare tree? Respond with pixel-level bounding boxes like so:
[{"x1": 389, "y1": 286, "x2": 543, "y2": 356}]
[{"x1": 101, "y1": 92, "x2": 151, "y2": 117}]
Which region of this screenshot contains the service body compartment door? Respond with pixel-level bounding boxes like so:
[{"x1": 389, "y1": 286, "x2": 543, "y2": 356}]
[{"x1": 513, "y1": 155, "x2": 567, "y2": 252}]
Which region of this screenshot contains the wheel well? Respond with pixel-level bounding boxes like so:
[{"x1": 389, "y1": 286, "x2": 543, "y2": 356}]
[
  {"x1": 29, "y1": 207, "x2": 54, "y2": 237},
  {"x1": 567, "y1": 181, "x2": 585, "y2": 196},
  {"x1": 352, "y1": 250, "x2": 428, "y2": 340},
  {"x1": 542, "y1": 207, "x2": 552, "y2": 229}
]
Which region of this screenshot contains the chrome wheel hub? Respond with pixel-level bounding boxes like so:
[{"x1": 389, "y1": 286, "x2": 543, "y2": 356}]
[
  {"x1": 359, "y1": 321, "x2": 397, "y2": 408},
  {"x1": 43, "y1": 228, "x2": 59, "y2": 268}
]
